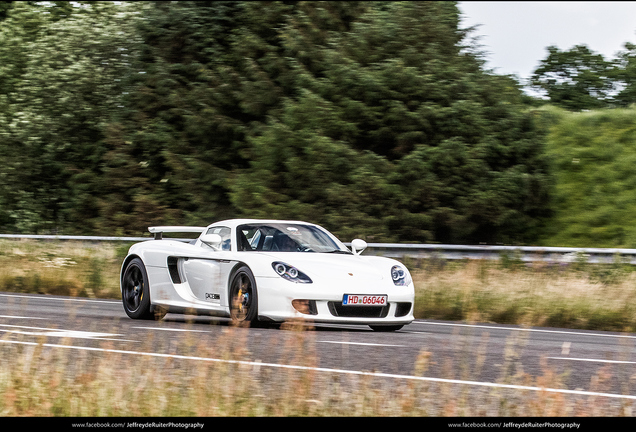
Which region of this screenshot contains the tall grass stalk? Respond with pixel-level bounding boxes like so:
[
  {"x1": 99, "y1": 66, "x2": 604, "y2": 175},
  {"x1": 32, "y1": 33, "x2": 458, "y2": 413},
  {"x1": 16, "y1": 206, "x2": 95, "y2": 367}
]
[{"x1": 0, "y1": 323, "x2": 634, "y2": 416}]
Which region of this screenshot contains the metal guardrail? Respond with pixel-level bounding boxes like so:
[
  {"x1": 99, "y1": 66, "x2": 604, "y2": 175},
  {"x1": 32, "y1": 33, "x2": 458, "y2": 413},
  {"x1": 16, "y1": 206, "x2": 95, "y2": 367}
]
[
  {"x1": 1, "y1": 234, "x2": 635, "y2": 264},
  {"x1": 0, "y1": 234, "x2": 151, "y2": 242},
  {"x1": 362, "y1": 243, "x2": 636, "y2": 264}
]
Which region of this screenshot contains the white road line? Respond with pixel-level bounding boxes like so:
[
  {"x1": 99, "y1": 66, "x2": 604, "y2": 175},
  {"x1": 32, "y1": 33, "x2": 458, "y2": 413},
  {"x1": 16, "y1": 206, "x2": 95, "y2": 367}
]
[
  {"x1": 1, "y1": 338, "x2": 635, "y2": 401},
  {"x1": 414, "y1": 320, "x2": 636, "y2": 339},
  {"x1": 0, "y1": 293, "x2": 118, "y2": 304},
  {"x1": 0, "y1": 339, "x2": 38, "y2": 346},
  {"x1": 132, "y1": 326, "x2": 212, "y2": 333},
  {"x1": 0, "y1": 323, "x2": 134, "y2": 342},
  {"x1": 1, "y1": 330, "x2": 130, "y2": 342},
  {"x1": 0, "y1": 315, "x2": 46, "y2": 320},
  {"x1": 318, "y1": 340, "x2": 406, "y2": 347},
  {"x1": 548, "y1": 356, "x2": 636, "y2": 365}
]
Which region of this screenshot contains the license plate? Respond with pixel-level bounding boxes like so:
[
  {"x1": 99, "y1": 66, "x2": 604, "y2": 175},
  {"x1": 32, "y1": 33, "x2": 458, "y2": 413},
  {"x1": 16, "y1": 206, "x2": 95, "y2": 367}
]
[{"x1": 342, "y1": 294, "x2": 387, "y2": 306}]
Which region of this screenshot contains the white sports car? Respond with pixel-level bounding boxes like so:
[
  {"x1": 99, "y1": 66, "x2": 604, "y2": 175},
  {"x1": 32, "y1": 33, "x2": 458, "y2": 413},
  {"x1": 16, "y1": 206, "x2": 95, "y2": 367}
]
[{"x1": 120, "y1": 219, "x2": 414, "y2": 331}]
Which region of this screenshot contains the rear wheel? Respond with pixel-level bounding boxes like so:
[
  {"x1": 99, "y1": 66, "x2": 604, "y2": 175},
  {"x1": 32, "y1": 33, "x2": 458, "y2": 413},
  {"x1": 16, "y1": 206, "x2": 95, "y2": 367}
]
[
  {"x1": 229, "y1": 266, "x2": 258, "y2": 325},
  {"x1": 122, "y1": 258, "x2": 156, "y2": 320}
]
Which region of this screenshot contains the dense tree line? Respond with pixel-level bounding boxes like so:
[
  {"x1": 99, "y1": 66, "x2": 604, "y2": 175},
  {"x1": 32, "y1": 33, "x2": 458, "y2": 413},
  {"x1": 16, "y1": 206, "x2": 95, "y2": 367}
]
[{"x1": 0, "y1": 1, "x2": 553, "y2": 244}]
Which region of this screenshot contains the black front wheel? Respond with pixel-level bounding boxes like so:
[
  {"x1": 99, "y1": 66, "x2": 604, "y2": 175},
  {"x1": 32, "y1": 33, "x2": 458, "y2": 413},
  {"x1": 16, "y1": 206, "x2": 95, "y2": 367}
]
[
  {"x1": 229, "y1": 266, "x2": 258, "y2": 325},
  {"x1": 122, "y1": 257, "x2": 157, "y2": 320}
]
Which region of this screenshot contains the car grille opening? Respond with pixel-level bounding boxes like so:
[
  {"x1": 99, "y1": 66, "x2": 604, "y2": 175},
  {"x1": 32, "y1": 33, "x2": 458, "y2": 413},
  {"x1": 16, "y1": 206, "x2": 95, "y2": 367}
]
[
  {"x1": 328, "y1": 302, "x2": 389, "y2": 318},
  {"x1": 395, "y1": 302, "x2": 412, "y2": 317}
]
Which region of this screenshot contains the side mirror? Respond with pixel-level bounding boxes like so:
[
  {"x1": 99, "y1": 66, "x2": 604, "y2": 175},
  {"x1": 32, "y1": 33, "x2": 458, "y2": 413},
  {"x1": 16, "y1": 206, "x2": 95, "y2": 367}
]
[
  {"x1": 200, "y1": 233, "x2": 223, "y2": 250},
  {"x1": 351, "y1": 239, "x2": 367, "y2": 255}
]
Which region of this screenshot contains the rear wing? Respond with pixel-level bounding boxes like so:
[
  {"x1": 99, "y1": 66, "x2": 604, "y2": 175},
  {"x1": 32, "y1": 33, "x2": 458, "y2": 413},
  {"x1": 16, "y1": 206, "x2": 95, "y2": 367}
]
[{"x1": 148, "y1": 226, "x2": 206, "y2": 240}]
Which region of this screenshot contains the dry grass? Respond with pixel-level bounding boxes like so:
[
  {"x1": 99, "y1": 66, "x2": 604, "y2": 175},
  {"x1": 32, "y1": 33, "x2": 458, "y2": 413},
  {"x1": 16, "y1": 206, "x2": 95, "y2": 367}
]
[
  {"x1": 0, "y1": 239, "x2": 124, "y2": 299},
  {"x1": 413, "y1": 260, "x2": 636, "y2": 332},
  {"x1": 0, "y1": 322, "x2": 634, "y2": 417}
]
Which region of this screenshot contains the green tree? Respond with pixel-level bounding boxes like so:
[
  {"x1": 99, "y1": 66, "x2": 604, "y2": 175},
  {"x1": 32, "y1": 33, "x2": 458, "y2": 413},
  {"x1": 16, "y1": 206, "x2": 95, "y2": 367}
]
[
  {"x1": 98, "y1": 1, "x2": 248, "y2": 234},
  {"x1": 0, "y1": 2, "x2": 12, "y2": 21},
  {"x1": 0, "y1": 1, "x2": 144, "y2": 233},
  {"x1": 232, "y1": 1, "x2": 552, "y2": 243},
  {"x1": 0, "y1": 1, "x2": 553, "y2": 245},
  {"x1": 229, "y1": 93, "x2": 396, "y2": 241},
  {"x1": 530, "y1": 45, "x2": 615, "y2": 111},
  {"x1": 611, "y1": 42, "x2": 636, "y2": 107}
]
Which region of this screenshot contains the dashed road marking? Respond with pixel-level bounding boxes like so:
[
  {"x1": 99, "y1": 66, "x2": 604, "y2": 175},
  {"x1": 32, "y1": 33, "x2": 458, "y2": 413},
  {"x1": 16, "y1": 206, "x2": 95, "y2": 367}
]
[
  {"x1": 548, "y1": 356, "x2": 636, "y2": 365},
  {"x1": 0, "y1": 323, "x2": 133, "y2": 341},
  {"x1": 132, "y1": 326, "x2": 212, "y2": 333},
  {"x1": 561, "y1": 341, "x2": 571, "y2": 355},
  {"x1": 318, "y1": 340, "x2": 406, "y2": 347}
]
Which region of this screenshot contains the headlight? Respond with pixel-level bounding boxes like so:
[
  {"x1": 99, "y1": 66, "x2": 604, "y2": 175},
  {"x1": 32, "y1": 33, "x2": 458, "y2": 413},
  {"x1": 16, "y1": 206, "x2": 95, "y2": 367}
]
[
  {"x1": 272, "y1": 262, "x2": 312, "y2": 284},
  {"x1": 391, "y1": 265, "x2": 411, "y2": 286}
]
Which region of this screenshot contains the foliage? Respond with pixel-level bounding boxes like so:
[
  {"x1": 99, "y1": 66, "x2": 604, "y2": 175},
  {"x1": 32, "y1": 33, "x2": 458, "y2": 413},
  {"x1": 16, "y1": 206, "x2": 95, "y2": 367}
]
[
  {"x1": 0, "y1": 1, "x2": 145, "y2": 233},
  {"x1": 0, "y1": 1, "x2": 553, "y2": 244},
  {"x1": 225, "y1": 1, "x2": 552, "y2": 243},
  {"x1": 530, "y1": 45, "x2": 616, "y2": 111},
  {"x1": 537, "y1": 105, "x2": 636, "y2": 247},
  {"x1": 611, "y1": 42, "x2": 636, "y2": 107},
  {"x1": 530, "y1": 42, "x2": 636, "y2": 110}
]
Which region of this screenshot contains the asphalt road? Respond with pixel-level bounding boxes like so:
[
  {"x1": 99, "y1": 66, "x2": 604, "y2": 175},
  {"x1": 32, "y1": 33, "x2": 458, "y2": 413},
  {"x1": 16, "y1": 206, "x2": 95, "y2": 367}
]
[{"x1": 1, "y1": 291, "x2": 635, "y2": 401}]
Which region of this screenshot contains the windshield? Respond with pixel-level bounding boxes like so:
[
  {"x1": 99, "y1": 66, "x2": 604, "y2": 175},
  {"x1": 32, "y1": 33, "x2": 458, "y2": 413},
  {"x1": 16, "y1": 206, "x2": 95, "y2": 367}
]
[{"x1": 237, "y1": 223, "x2": 350, "y2": 253}]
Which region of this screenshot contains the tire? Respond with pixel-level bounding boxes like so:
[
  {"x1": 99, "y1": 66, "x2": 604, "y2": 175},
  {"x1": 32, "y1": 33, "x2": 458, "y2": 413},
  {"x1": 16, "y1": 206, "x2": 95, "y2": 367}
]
[
  {"x1": 369, "y1": 324, "x2": 403, "y2": 332},
  {"x1": 121, "y1": 257, "x2": 156, "y2": 320},
  {"x1": 229, "y1": 265, "x2": 258, "y2": 325}
]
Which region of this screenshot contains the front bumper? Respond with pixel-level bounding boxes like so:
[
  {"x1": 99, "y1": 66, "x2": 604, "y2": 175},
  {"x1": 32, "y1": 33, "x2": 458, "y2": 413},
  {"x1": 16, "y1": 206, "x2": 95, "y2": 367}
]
[{"x1": 255, "y1": 277, "x2": 415, "y2": 325}]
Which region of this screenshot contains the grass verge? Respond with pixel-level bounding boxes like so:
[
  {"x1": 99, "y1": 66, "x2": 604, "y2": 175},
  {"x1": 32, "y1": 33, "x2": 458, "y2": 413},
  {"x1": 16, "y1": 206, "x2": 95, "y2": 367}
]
[
  {"x1": 413, "y1": 259, "x2": 636, "y2": 332},
  {"x1": 2, "y1": 239, "x2": 636, "y2": 332}
]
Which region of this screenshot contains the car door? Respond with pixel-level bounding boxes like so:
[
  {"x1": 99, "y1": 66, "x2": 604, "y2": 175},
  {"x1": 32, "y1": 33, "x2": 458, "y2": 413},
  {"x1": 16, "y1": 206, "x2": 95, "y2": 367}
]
[{"x1": 182, "y1": 226, "x2": 233, "y2": 305}]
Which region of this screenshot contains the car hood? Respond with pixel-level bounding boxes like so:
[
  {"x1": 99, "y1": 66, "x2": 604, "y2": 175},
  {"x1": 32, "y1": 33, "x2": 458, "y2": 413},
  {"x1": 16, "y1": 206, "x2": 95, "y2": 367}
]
[{"x1": 262, "y1": 252, "x2": 387, "y2": 282}]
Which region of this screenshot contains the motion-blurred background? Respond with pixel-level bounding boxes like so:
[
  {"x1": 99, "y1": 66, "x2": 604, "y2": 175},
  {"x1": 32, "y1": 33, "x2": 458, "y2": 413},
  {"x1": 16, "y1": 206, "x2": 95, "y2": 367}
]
[{"x1": 3, "y1": 1, "x2": 636, "y2": 248}]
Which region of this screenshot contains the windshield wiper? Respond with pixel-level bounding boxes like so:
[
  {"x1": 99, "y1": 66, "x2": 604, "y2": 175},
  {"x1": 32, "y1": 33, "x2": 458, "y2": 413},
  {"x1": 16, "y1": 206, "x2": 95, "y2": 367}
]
[{"x1": 323, "y1": 249, "x2": 353, "y2": 254}]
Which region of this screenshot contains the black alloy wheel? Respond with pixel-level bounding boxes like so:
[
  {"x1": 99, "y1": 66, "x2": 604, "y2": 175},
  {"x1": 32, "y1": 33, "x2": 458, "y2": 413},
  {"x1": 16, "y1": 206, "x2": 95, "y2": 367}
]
[
  {"x1": 229, "y1": 266, "x2": 258, "y2": 325},
  {"x1": 122, "y1": 257, "x2": 155, "y2": 320}
]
